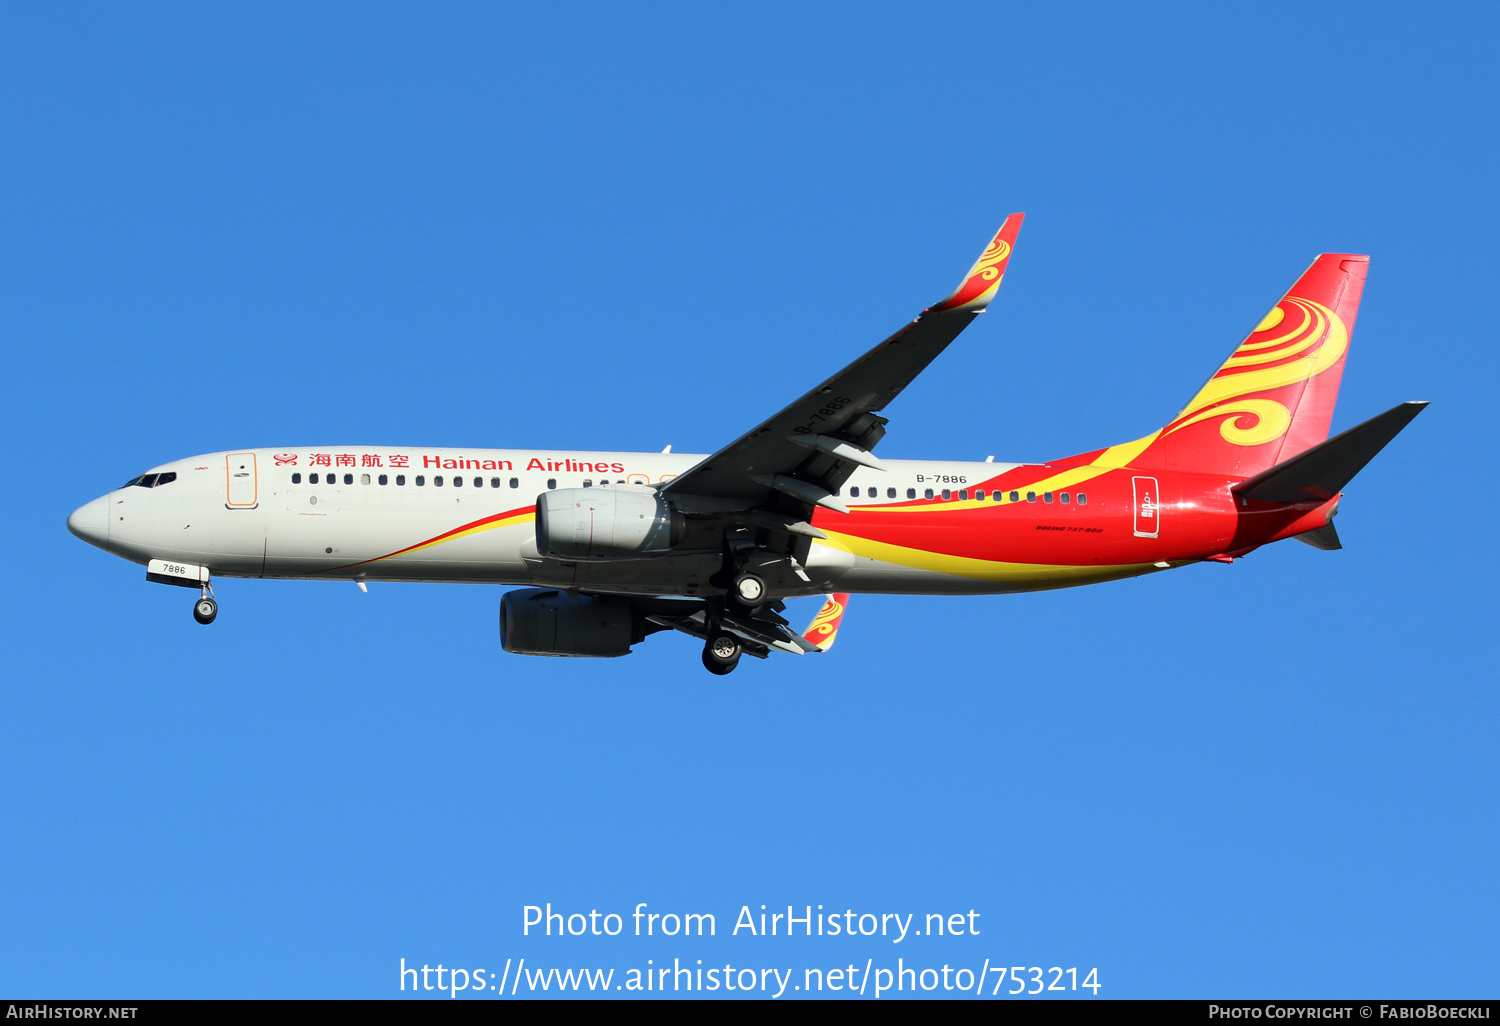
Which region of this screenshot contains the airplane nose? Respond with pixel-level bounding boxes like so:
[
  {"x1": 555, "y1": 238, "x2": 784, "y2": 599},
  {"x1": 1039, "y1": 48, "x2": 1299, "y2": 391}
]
[{"x1": 67, "y1": 496, "x2": 110, "y2": 549}]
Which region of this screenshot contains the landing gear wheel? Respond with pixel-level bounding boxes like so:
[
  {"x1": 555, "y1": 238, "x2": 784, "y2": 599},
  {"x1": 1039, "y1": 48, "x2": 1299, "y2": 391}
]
[
  {"x1": 731, "y1": 572, "x2": 766, "y2": 608},
  {"x1": 193, "y1": 597, "x2": 218, "y2": 625},
  {"x1": 702, "y1": 631, "x2": 741, "y2": 675}
]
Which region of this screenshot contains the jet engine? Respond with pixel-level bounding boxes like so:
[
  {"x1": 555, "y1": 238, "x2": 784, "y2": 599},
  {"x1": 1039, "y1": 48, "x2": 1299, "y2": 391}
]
[
  {"x1": 535, "y1": 487, "x2": 683, "y2": 561},
  {"x1": 499, "y1": 588, "x2": 640, "y2": 658}
]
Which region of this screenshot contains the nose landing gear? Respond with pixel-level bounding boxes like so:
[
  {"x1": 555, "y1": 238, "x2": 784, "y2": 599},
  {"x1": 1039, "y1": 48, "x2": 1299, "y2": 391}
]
[{"x1": 193, "y1": 584, "x2": 217, "y2": 625}]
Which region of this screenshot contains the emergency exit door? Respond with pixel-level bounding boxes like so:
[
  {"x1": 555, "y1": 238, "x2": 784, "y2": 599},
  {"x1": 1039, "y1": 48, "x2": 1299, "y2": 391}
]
[
  {"x1": 226, "y1": 452, "x2": 258, "y2": 508},
  {"x1": 1132, "y1": 475, "x2": 1160, "y2": 539}
]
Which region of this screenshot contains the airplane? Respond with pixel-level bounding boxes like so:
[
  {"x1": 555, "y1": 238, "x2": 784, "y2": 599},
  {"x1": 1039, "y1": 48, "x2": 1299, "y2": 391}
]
[{"x1": 67, "y1": 214, "x2": 1426, "y2": 674}]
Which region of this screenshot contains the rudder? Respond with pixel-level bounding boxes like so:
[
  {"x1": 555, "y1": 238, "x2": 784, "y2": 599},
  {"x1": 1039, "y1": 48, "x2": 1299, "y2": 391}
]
[{"x1": 1133, "y1": 253, "x2": 1368, "y2": 478}]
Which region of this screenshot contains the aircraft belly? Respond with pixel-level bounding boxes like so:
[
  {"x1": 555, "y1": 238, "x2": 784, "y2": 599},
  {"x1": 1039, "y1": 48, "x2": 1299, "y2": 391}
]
[
  {"x1": 833, "y1": 558, "x2": 1159, "y2": 595},
  {"x1": 584, "y1": 552, "x2": 724, "y2": 596}
]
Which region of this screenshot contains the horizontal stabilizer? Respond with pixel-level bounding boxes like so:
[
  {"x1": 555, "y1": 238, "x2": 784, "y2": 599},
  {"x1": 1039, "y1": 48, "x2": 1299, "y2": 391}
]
[{"x1": 1233, "y1": 401, "x2": 1428, "y2": 504}]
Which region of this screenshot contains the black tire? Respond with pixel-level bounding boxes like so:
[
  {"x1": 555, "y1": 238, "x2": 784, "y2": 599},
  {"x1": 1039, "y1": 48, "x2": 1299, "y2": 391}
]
[
  {"x1": 731, "y1": 572, "x2": 766, "y2": 608},
  {"x1": 193, "y1": 597, "x2": 218, "y2": 625},
  {"x1": 702, "y1": 631, "x2": 741, "y2": 675}
]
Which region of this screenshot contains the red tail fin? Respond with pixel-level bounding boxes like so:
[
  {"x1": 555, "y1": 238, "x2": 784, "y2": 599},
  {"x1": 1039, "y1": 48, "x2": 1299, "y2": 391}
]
[{"x1": 1134, "y1": 254, "x2": 1368, "y2": 478}]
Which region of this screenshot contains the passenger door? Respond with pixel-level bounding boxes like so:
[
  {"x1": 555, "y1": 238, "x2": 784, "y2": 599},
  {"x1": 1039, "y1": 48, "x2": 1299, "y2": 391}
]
[{"x1": 226, "y1": 453, "x2": 258, "y2": 508}]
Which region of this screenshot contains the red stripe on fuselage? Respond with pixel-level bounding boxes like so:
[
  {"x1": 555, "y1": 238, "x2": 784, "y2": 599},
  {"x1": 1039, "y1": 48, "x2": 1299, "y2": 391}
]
[{"x1": 325, "y1": 504, "x2": 537, "y2": 571}]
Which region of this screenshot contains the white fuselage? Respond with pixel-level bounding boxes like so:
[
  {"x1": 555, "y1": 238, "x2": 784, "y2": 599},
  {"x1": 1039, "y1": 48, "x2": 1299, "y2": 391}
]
[{"x1": 69, "y1": 446, "x2": 1021, "y2": 598}]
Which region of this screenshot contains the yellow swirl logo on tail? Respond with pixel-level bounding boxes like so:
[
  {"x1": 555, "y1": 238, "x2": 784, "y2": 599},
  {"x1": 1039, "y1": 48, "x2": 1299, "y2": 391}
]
[{"x1": 1163, "y1": 297, "x2": 1348, "y2": 447}]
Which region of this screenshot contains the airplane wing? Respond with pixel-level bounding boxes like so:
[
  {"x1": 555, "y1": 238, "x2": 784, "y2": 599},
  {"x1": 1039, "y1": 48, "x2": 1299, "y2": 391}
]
[
  {"x1": 661, "y1": 214, "x2": 1025, "y2": 518},
  {"x1": 641, "y1": 598, "x2": 816, "y2": 659}
]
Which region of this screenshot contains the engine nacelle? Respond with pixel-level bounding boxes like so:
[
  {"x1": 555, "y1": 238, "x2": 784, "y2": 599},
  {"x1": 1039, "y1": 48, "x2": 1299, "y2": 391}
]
[
  {"x1": 535, "y1": 487, "x2": 683, "y2": 561},
  {"x1": 499, "y1": 588, "x2": 638, "y2": 658}
]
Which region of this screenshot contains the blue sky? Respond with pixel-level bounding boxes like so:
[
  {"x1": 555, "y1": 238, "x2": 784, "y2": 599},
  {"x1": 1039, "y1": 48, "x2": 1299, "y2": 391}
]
[{"x1": 2, "y1": 2, "x2": 1496, "y2": 999}]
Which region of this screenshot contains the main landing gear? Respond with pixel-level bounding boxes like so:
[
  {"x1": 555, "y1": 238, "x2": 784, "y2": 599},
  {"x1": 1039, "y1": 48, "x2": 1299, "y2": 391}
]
[
  {"x1": 730, "y1": 571, "x2": 766, "y2": 610},
  {"x1": 193, "y1": 584, "x2": 217, "y2": 625},
  {"x1": 702, "y1": 630, "x2": 742, "y2": 676},
  {"x1": 702, "y1": 531, "x2": 781, "y2": 674}
]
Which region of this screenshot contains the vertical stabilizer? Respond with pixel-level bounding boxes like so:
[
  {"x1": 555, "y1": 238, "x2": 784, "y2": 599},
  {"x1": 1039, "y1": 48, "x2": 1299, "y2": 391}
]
[{"x1": 1133, "y1": 254, "x2": 1368, "y2": 478}]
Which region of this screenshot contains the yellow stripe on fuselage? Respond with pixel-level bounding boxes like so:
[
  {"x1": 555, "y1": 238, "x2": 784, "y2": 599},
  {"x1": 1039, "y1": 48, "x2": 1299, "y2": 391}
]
[
  {"x1": 342, "y1": 511, "x2": 536, "y2": 569},
  {"x1": 818, "y1": 529, "x2": 1158, "y2": 587}
]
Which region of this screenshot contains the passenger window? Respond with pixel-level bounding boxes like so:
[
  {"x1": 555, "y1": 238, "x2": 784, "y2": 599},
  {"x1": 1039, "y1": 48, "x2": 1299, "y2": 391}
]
[
  {"x1": 959, "y1": 489, "x2": 969, "y2": 500},
  {"x1": 547, "y1": 479, "x2": 556, "y2": 489},
  {"x1": 1026, "y1": 491, "x2": 1037, "y2": 502},
  {"x1": 976, "y1": 490, "x2": 986, "y2": 500},
  {"x1": 582, "y1": 480, "x2": 592, "y2": 487},
  {"x1": 155, "y1": 472, "x2": 176, "y2": 486},
  {"x1": 379, "y1": 474, "x2": 388, "y2": 485},
  {"x1": 343, "y1": 473, "x2": 353, "y2": 485},
  {"x1": 907, "y1": 488, "x2": 916, "y2": 499},
  {"x1": 292, "y1": 473, "x2": 302, "y2": 484},
  {"x1": 1009, "y1": 491, "x2": 1020, "y2": 503},
  {"x1": 509, "y1": 478, "x2": 519, "y2": 489},
  {"x1": 416, "y1": 476, "x2": 425, "y2": 486},
  {"x1": 361, "y1": 474, "x2": 371, "y2": 485},
  {"x1": 1077, "y1": 492, "x2": 1087, "y2": 504},
  {"x1": 490, "y1": 477, "x2": 500, "y2": 488},
  {"x1": 849, "y1": 487, "x2": 859, "y2": 498},
  {"x1": 1043, "y1": 492, "x2": 1053, "y2": 503},
  {"x1": 1060, "y1": 492, "x2": 1070, "y2": 504},
  {"x1": 310, "y1": 473, "x2": 320, "y2": 484},
  {"x1": 924, "y1": 488, "x2": 934, "y2": 499},
  {"x1": 453, "y1": 475, "x2": 463, "y2": 487},
  {"x1": 942, "y1": 489, "x2": 951, "y2": 500},
  {"x1": 435, "y1": 476, "x2": 444, "y2": 486},
  {"x1": 396, "y1": 475, "x2": 406, "y2": 486},
  {"x1": 887, "y1": 488, "x2": 896, "y2": 498}
]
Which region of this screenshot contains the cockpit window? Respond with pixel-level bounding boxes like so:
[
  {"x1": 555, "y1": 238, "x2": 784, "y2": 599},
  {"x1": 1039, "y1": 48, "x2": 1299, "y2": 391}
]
[{"x1": 124, "y1": 472, "x2": 175, "y2": 488}]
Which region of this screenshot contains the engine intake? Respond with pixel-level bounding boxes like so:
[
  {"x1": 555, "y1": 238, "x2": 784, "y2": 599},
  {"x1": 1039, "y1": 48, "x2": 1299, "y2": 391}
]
[
  {"x1": 535, "y1": 487, "x2": 683, "y2": 561},
  {"x1": 499, "y1": 588, "x2": 639, "y2": 658}
]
